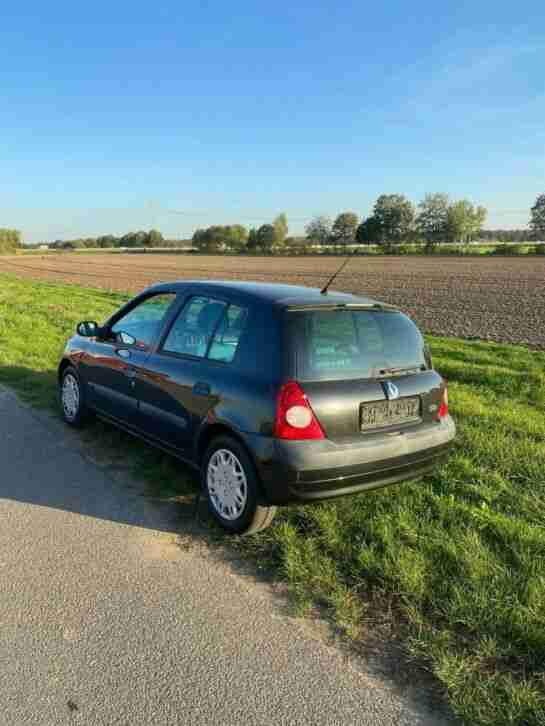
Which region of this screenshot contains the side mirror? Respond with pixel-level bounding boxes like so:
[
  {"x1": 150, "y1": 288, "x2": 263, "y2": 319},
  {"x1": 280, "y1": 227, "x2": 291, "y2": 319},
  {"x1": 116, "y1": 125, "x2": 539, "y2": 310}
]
[{"x1": 77, "y1": 320, "x2": 100, "y2": 337}]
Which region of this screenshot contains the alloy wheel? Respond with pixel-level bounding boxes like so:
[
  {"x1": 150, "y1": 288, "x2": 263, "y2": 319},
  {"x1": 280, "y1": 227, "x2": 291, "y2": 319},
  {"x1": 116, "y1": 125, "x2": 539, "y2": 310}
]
[
  {"x1": 62, "y1": 373, "x2": 80, "y2": 421},
  {"x1": 207, "y1": 448, "x2": 248, "y2": 521}
]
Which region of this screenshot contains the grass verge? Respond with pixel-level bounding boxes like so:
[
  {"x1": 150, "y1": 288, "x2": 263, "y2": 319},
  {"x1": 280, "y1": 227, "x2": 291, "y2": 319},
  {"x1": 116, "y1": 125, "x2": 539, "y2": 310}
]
[{"x1": 0, "y1": 273, "x2": 544, "y2": 725}]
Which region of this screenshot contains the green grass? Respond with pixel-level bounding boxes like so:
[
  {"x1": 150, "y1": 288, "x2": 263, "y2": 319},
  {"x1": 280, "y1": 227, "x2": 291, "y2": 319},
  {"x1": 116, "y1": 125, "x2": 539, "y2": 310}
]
[{"x1": 0, "y1": 273, "x2": 544, "y2": 725}]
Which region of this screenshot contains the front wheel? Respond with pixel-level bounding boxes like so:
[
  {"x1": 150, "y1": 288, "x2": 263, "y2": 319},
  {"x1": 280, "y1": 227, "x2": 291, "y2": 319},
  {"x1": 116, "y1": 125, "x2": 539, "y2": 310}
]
[
  {"x1": 60, "y1": 366, "x2": 91, "y2": 428},
  {"x1": 202, "y1": 436, "x2": 276, "y2": 535}
]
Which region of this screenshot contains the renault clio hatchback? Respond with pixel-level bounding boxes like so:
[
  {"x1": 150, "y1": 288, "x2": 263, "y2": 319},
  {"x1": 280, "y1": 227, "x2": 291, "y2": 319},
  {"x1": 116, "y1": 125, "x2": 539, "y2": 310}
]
[{"x1": 58, "y1": 281, "x2": 455, "y2": 534}]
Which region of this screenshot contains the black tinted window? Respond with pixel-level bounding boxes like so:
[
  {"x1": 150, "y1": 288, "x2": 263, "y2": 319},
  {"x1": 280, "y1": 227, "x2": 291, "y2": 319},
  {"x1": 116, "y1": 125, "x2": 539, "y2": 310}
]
[
  {"x1": 208, "y1": 305, "x2": 248, "y2": 363},
  {"x1": 162, "y1": 296, "x2": 227, "y2": 358},
  {"x1": 290, "y1": 309, "x2": 427, "y2": 381}
]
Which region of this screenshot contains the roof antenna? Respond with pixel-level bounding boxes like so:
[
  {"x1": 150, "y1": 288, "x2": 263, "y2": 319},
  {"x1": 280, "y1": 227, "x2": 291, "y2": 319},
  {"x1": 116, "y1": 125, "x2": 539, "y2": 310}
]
[{"x1": 320, "y1": 251, "x2": 355, "y2": 295}]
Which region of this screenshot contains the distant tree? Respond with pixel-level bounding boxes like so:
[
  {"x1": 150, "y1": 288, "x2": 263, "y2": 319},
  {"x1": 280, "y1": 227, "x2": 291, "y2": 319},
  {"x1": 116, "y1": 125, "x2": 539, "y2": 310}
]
[
  {"x1": 147, "y1": 229, "x2": 164, "y2": 247},
  {"x1": 60, "y1": 239, "x2": 85, "y2": 249},
  {"x1": 356, "y1": 216, "x2": 382, "y2": 244},
  {"x1": 331, "y1": 212, "x2": 359, "y2": 246},
  {"x1": 192, "y1": 226, "x2": 226, "y2": 252},
  {"x1": 247, "y1": 228, "x2": 258, "y2": 250},
  {"x1": 530, "y1": 194, "x2": 545, "y2": 239},
  {"x1": 372, "y1": 194, "x2": 415, "y2": 245},
  {"x1": 224, "y1": 224, "x2": 248, "y2": 250},
  {"x1": 192, "y1": 229, "x2": 207, "y2": 251},
  {"x1": 273, "y1": 213, "x2": 289, "y2": 245},
  {"x1": 119, "y1": 230, "x2": 148, "y2": 248},
  {"x1": 192, "y1": 224, "x2": 247, "y2": 252},
  {"x1": 446, "y1": 201, "x2": 487, "y2": 243},
  {"x1": 0, "y1": 228, "x2": 21, "y2": 253},
  {"x1": 305, "y1": 215, "x2": 332, "y2": 245},
  {"x1": 256, "y1": 224, "x2": 276, "y2": 249},
  {"x1": 416, "y1": 194, "x2": 449, "y2": 247},
  {"x1": 96, "y1": 234, "x2": 118, "y2": 248}
]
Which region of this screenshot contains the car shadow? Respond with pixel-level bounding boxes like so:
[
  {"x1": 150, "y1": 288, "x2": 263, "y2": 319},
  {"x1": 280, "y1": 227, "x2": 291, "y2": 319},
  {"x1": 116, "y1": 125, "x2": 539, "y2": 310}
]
[{"x1": 0, "y1": 365, "x2": 204, "y2": 536}]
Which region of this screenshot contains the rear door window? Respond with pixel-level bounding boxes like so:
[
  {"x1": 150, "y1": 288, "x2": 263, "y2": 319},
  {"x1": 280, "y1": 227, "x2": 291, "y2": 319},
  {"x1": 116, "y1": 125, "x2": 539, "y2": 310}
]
[
  {"x1": 161, "y1": 297, "x2": 248, "y2": 363},
  {"x1": 290, "y1": 309, "x2": 428, "y2": 381},
  {"x1": 162, "y1": 297, "x2": 227, "y2": 358}
]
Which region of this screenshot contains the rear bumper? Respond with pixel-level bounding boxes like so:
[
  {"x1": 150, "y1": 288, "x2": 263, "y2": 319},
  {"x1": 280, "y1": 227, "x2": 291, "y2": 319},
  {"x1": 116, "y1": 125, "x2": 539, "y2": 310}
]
[{"x1": 246, "y1": 416, "x2": 456, "y2": 505}]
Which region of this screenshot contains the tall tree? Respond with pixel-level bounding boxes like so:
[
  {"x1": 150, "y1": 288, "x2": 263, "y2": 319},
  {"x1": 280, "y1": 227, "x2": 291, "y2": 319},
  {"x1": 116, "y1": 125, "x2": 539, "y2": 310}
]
[
  {"x1": 530, "y1": 193, "x2": 545, "y2": 239},
  {"x1": 224, "y1": 224, "x2": 248, "y2": 250},
  {"x1": 147, "y1": 229, "x2": 164, "y2": 247},
  {"x1": 120, "y1": 230, "x2": 148, "y2": 248},
  {"x1": 192, "y1": 226, "x2": 224, "y2": 252},
  {"x1": 446, "y1": 201, "x2": 487, "y2": 243},
  {"x1": 0, "y1": 228, "x2": 21, "y2": 253},
  {"x1": 305, "y1": 215, "x2": 332, "y2": 245},
  {"x1": 372, "y1": 194, "x2": 415, "y2": 244},
  {"x1": 331, "y1": 212, "x2": 359, "y2": 246},
  {"x1": 356, "y1": 216, "x2": 382, "y2": 244},
  {"x1": 247, "y1": 228, "x2": 258, "y2": 250},
  {"x1": 256, "y1": 224, "x2": 276, "y2": 249},
  {"x1": 416, "y1": 194, "x2": 449, "y2": 247},
  {"x1": 273, "y1": 213, "x2": 289, "y2": 245},
  {"x1": 192, "y1": 225, "x2": 248, "y2": 251}
]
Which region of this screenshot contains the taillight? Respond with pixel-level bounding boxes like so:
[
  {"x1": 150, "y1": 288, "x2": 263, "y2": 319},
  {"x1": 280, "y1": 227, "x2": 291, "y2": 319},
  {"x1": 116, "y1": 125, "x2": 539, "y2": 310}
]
[
  {"x1": 437, "y1": 386, "x2": 449, "y2": 420},
  {"x1": 274, "y1": 381, "x2": 325, "y2": 440}
]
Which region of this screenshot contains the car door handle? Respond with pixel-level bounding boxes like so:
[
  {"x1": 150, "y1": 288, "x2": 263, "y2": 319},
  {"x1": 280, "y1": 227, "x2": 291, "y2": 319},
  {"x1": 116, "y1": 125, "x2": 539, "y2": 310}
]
[
  {"x1": 125, "y1": 368, "x2": 137, "y2": 379},
  {"x1": 116, "y1": 349, "x2": 131, "y2": 359},
  {"x1": 193, "y1": 382, "x2": 211, "y2": 396}
]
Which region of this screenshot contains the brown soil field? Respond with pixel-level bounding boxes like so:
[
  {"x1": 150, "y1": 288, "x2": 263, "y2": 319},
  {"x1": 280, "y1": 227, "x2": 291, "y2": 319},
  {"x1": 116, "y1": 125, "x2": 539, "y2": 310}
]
[{"x1": 2, "y1": 253, "x2": 545, "y2": 349}]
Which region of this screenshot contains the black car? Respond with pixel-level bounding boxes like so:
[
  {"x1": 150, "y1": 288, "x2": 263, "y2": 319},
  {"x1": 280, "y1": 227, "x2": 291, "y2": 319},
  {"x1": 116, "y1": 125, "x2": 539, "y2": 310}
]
[{"x1": 58, "y1": 280, "x2": 455, "y2": 534}]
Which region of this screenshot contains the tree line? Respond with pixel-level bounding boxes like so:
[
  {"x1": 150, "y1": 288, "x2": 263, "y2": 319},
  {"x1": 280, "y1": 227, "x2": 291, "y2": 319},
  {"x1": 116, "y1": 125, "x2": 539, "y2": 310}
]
[
  {"x1": 310, "y1": 193, "x2": 545, "y2": 247},
  {"x1": 306, "y1": 194, "x2": 488, "y2": 248},
  {"x1": 47, "y1": 229, "x2": 189, "y2": 250},
  {"x1": 192, "y1": 214, "x2": 289, "y2": 252},
  {"x1": 191, "y1": 193, "x2": 545, "y2": 253},
  {"x1": 5, "y1": 193, "x2": 545, "y2": 253}
]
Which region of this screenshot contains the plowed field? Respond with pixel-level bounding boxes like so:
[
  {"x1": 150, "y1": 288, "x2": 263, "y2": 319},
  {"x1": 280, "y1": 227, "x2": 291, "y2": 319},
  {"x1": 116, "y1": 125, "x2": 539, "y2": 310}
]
[{"x1": 2, "y1": 253, "x2": 544, "y2": 349}]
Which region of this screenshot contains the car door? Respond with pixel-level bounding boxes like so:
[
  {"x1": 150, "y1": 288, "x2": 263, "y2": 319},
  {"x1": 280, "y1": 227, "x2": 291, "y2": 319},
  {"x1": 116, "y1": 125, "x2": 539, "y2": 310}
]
[
  {"x1": 135, "y1": 294, "x2": 249, "y2": 454},
  {"x1": 83, "y1": 292, "x2": 178, "y2": 426}
]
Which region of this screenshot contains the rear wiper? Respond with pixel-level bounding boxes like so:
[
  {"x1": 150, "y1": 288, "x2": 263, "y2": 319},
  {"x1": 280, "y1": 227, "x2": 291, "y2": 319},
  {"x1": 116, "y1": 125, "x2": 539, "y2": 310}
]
[{"x1": 376, "y1": 365, "x2": 425, "y2": 377}]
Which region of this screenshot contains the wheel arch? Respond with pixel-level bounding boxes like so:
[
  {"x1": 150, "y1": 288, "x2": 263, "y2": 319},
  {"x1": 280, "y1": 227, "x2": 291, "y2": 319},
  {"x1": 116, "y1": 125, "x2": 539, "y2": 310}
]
[
  {"x1": 58, "y1": 358, "x2": 73, "y2": 383},
  {"x1": 196, "y1": 423, "x2": 268, "y2": 502},
  {"x1": 196, "y1": 422, "x2": 246, "y2": 463}
]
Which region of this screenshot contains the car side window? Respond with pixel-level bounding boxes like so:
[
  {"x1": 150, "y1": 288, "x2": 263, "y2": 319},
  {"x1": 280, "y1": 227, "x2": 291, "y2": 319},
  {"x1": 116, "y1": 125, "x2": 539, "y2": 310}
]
[
  {"x1": 110, "y1": 293, "x2": 176, "y2": 350},
  {"x1": 208, "y1": 304, "x2": 248, "y2": 363},
  {"x1": 162, "y1": 296, "x2": 227, "y2": 358}
]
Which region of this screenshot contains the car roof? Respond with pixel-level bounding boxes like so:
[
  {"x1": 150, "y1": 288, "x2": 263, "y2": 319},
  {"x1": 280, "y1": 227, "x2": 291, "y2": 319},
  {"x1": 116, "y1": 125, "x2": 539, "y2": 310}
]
[{"x1": 146, "y1": 280, "x2": 396, "y2": 310}]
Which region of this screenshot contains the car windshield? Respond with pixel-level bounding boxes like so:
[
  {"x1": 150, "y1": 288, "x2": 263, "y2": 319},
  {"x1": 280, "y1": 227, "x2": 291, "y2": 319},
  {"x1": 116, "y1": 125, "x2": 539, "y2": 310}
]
[{"x1": 289, "y1": 309, "x2": 428, "y2": 381}]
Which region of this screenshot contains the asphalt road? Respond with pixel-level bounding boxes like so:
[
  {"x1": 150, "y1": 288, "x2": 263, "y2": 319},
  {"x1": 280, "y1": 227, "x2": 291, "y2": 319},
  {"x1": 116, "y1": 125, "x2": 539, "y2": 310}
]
[{"x1": 0, "y1": 386, "x2": 449, "y2": 726}]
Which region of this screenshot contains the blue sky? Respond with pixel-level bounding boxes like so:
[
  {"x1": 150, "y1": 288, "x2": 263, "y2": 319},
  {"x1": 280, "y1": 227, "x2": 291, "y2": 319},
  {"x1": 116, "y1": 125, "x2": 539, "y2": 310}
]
[{"x1": 1, "y1": 1, "x2": 544, "y2": 242}]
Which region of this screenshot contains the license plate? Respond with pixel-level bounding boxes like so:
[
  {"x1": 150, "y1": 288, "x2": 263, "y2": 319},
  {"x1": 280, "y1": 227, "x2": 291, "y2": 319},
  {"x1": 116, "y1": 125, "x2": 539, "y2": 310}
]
[{"x1": 360, "y1": 397, "x2": 420, "y2": 430}]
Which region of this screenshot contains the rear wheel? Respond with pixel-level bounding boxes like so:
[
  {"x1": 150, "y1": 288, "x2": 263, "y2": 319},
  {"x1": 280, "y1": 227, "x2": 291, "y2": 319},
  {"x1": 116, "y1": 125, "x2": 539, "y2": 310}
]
[
  {"x1": 202, "y1": 436, "x2": 276, "y2": 535},
  {"x1": 60, "y1": 366, "x2": 91, "y2": 428}
]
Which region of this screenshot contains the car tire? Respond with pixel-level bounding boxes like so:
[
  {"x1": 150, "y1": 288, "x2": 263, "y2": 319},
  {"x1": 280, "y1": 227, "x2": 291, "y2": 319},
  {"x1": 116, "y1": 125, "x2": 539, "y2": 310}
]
[
  {"x1": 60, "y1": 366, "x2": 91, "y2": 428},
  {"x1": 202, "y1": 435, "x2": 276, "y2": 535}
]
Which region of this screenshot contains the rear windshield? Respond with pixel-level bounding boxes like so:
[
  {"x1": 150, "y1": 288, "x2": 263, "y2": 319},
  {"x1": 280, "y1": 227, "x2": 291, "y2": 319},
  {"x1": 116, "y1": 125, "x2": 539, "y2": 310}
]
[{"x1": 288, "y1": 309, "x2": 428, "y2": 381}]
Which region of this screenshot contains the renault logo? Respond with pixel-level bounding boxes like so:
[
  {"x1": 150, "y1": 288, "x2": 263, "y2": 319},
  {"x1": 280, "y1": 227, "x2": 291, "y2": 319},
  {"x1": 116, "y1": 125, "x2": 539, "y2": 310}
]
[{"x1": 384, "y1": 381, "x2": 400, "y2": 400}]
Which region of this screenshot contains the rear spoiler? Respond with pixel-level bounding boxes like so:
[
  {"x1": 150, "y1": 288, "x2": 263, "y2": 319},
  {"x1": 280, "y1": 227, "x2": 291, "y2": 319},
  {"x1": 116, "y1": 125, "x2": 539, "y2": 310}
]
[{"x1": 284, "y1": 302, "x2": 399, "y2": 313}]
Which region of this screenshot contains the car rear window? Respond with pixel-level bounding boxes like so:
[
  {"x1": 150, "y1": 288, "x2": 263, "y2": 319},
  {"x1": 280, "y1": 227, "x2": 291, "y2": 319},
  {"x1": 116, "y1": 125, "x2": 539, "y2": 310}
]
[{"x1": 288, "y1": 309, "x2": 428, "y2": 381}]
